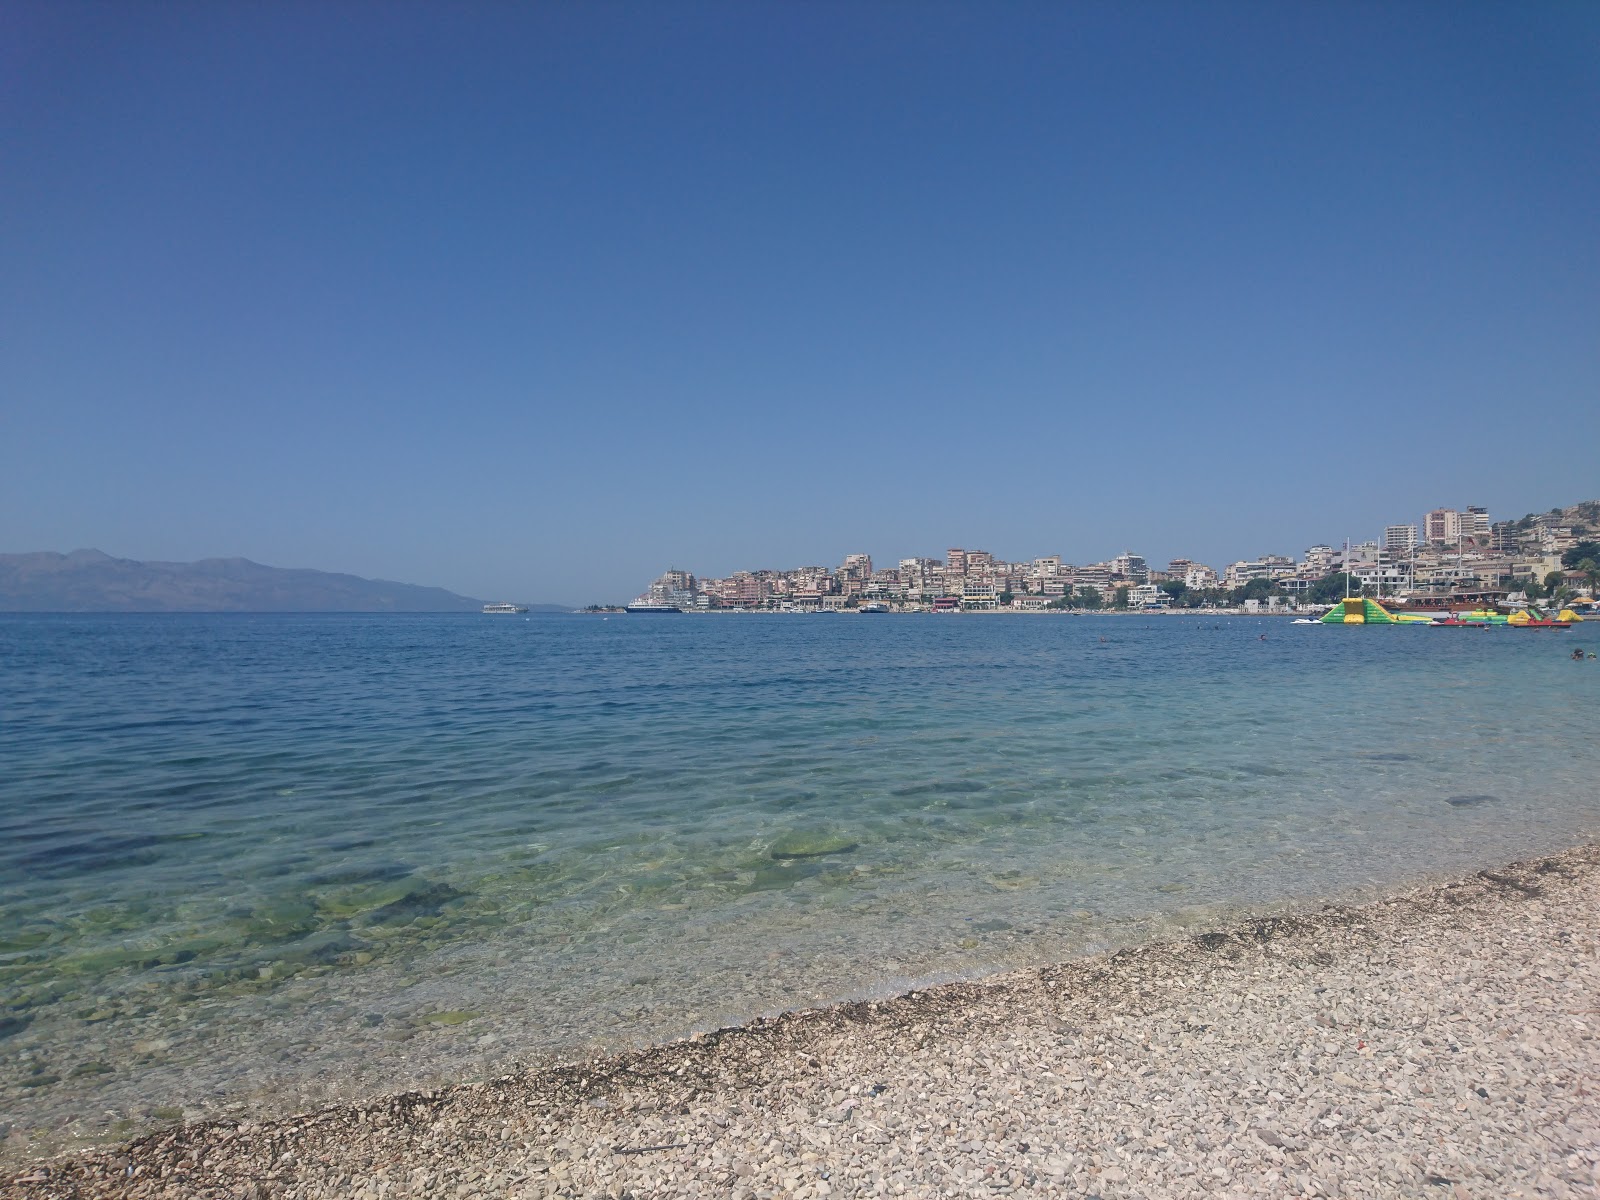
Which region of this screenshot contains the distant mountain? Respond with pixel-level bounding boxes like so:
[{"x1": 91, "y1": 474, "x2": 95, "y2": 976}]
[{"x1": 0, "y1": 550, "x2": 567, "y2": 613}]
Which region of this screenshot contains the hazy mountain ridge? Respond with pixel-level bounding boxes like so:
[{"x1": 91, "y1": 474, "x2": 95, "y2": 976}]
[{"x1": 0, "y1": 550, "x2": 563, "y2": 613}]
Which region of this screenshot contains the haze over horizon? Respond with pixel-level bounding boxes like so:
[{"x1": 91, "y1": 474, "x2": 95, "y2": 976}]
[{"x1": 4, "y1": 3, "x2": 1597, "y2": 604}]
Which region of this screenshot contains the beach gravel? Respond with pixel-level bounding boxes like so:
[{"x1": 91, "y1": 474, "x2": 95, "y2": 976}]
[{"x1": 5, "y1": 845, "x2": 1597, "y2": 1199}]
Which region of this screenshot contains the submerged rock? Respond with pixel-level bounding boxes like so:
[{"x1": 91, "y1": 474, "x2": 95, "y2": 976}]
[
  {"x1": 769, "y1": 831, "x2": 859, "y2": 860},
  {"x1": 267, "y1": 930, "x2": 369, "y2": 970},
  {"x1": 315, "y1": 877, "x2": 464, "y2": 924},
  {"x1": 746, "y1": 861, "x2": 824, "y2": 892},
  {"x1": 417, "y1": 1010, "x2": 478, "y2": 1026},
  {"x1": 1446, "y1": 794, "x2": 1500, "y2": 808},
  {"x1": 243, "y1": 899, "x2": 319, "y2": 942}
]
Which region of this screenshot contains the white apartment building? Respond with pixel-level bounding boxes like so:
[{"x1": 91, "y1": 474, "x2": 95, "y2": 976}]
[
  {"x1": 1349, "y1": 561, "x2": 1413, "y2": 594},
  {"x1": 1384, "y1": 525, "x2": 1418, "y2": 556},
  {"x1": 1184, "y1": 564, "x2": 1220, "y2": 590}
]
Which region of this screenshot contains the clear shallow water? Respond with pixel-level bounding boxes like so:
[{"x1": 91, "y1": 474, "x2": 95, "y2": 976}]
[{"x1": 3, "y1": 612, "x2": 1598, "y2": 1148}]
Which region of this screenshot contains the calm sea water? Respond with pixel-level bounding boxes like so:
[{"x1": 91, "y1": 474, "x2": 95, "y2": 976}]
[{"x1": 3, "y1": 612, "x2": 1598, "y2": 1149}]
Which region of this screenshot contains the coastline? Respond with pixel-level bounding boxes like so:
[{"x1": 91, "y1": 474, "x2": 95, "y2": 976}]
[{"x1": 8, "y1": 844, "x2": 1596, "y2": 1199}]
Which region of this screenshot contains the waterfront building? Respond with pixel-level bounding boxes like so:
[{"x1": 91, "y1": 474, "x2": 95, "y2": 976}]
[{"x1": 961, "y1": 578, "x2": 999, "y2": 609}]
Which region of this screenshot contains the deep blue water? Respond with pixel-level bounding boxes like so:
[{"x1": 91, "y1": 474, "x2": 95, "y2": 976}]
[{"x1": 3, "y1": 611, "x2": 1597, "y2": 1147}]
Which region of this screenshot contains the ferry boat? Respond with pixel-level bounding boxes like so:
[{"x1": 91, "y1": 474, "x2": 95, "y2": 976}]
[
  {"x1": 859, "y1": 602, "x2": 891, "y2": 614},
  {"x1": 624, "y1": 600, "x2": 682, "y2": 614},
  {"x1": 482, "y1": 602, "x2": 529, "y2": 614}
]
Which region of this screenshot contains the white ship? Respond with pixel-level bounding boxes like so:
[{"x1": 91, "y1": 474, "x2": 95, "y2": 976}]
[{"x1": 482, "y1": 602, "x2": 529, "y2": 614}]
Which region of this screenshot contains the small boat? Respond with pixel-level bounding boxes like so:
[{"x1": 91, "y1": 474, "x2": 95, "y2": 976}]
[
  {"x1": 482, "y1": 602, "x2": 529, "y2": 614},
  {"x1": 1291, "y1": 618, "x2": 1318, "y2": 624},
  {"x1": 1510, "y1": 619, "x2": 1571, "y2": 630}
]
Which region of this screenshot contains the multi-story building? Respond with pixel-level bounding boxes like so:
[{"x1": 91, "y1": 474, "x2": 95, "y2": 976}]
[
  {"x1": 1075, "y1": 565, "x2": 1114, "y2": 592},
  {"x1": 1424, "y1": 508, "x2": 1462, "y2": 546},
  {"x1": 1349, "y1": 561, "x2": 1412, "y2": 594},
  {"x1": 960, "y1": 578, "x2": 998, "y2": 609},
  {"x1": 1223, "y1": 561, "x2": 1267, "y2": 588},
  {"x1": 946, "y1": 548, "x2": 968, "y2": 578},
  {"x1": 1464, "y1": 506, "x2": 1491, "y2": 538},
  {"x1": 896, "y1": 558, "x2": 935, "y2": 598},
  {"x1": 1338, "y1": 541, "x2": 1382, "y2": 570},
  {"x1": 1301, "y1": 546, "x2": 1335, "y2": 577},
  {"x1": 1184, "y1": 564, "x2": 1220, "y2": 590},
  {"x1": 642, "y1": 569, "x2": 699, "y2": 609},
  {"x1": 839, "y1": 553, "x2": 873, "y2": 581},
  {"x1": 1384, "y1": 525, "x2": 1418, "y2": 556},
  {"x1": 1111, "y1": 553, "x2": 1149, "y2": 583}
]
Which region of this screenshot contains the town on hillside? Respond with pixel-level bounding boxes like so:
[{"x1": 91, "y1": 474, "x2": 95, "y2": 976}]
[{"x1": 613, "y1": 502, "x2": 1600, "y2": 614}]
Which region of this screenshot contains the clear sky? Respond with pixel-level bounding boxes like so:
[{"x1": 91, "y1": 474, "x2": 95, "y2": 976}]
[{"x1": 3, "y1": 2, "x2": 1597, "y2": 604}]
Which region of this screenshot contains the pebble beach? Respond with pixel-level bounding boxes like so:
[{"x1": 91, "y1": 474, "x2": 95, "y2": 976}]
[{"x1": 6, "y1": 842, "x2": 1596, "y2": 1200}]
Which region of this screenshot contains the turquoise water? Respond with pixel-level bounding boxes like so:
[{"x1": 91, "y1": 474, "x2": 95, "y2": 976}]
[{"x1": 3, "y1": 612, "x2": 1598, "y2": 1148}]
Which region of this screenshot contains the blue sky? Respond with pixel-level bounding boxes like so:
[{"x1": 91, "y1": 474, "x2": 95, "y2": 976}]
[{"x1": 3, "y1": 2, "x2": 1597, "y2": 604}]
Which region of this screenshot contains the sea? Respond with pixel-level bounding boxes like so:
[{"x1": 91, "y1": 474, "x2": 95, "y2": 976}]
[{"x1": 3, "y1": 611, "x2": 1597, "y2": 1151}]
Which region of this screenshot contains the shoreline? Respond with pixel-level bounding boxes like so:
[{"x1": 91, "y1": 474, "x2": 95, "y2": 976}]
[{"x1": 8, "y1": 843, "x2": 1597, "y2": 1199}]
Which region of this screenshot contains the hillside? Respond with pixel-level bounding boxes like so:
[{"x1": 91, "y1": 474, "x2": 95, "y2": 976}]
[{"x1": 0, "y1": 550, "x2": 529, "y2": 613}]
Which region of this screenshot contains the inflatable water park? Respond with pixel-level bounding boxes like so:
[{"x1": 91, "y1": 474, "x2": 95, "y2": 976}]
[{"x1": 1318, "y1": 596, "x2": 1590, "y2": 628}]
